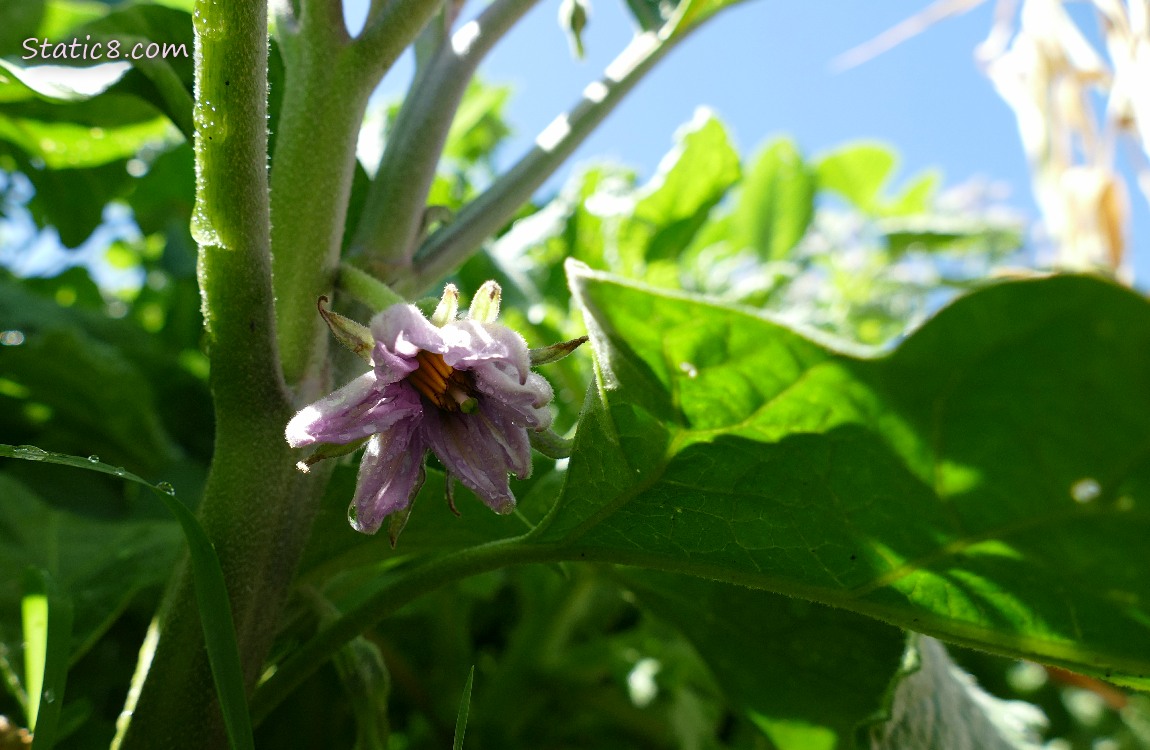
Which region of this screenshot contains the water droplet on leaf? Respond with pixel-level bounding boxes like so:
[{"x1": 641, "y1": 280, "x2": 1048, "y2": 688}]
[
  {"x1": 1071, "y1": 478, "x2": 1101, "y2": 503},
  {"x1": 87, "y1": 455, "x2": 101, "y2": 463},
  {"x1": 156, "y1": 481, "x2": 175, "y2": 495},
  {"x1": 15, "y1": 445, "x2": 47, "y2": 461}
]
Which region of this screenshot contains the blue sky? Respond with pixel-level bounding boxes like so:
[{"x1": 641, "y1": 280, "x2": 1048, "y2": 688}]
[
  {"x1": 357, "y1": 1, "x2": 1028, "y2": 203},
  {"x1": 8, "y1": 1, "x2": 1146, "y2": 284},
  {"x1": 351, "y1": 0, "x2": 1150, "y2": 282}
]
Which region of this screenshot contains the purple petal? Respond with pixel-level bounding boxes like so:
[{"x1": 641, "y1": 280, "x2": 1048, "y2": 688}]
[
  {"x1": 371, "y1": 304, "x2": 447, "y2": 357},
  {"x1": 474, "y1": 403, "x2": 534, "y2": 477},
  {"x1": 371, "y1": 342, "x2": 419, "y2": 384},
  {"x1": 420, "y1": 409, "x2": 517, "y2": 514},
  {"x1": 285, "y1": 374, "x2": 423, "y2": 447},
  {"x1": 441, "y1": 320, "x2": 530, "y2": 377},
  {"x1": 351, "y1": 424, "x2": 427, "y2": 534},
  {"x1": 470, "y1": 362, "x2": 554, "y2": 431}
]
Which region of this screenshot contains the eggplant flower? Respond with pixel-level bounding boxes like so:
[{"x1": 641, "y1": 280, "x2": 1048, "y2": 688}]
[{"x1": 286, "y1": 282, "x2": 563, "y2": 537}]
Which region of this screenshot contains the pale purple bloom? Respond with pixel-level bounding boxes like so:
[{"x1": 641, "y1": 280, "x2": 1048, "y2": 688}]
[{"x1": 286, "y1": 303, "x2": 553, "y2": 534}]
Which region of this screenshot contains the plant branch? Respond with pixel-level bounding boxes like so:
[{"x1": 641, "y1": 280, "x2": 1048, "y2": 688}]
[
  {"x1": 339, "y1": 261, "x2": 406, "y2": 310},
  {"x1": 397, "y1": 28, "x2": 686, "y2": 294},
  {"x1": 249, "y1": 538, "x2": 560, "y2": 724},
  {"x1": 271, "y1": 0, "x2": 442, "y2": 389},
  {"x1": 349, "y1": 0, "x2": 540, "y2": 275},
  {"x1": 357, "y1": 0, "x2": 448, "y2": 76}
]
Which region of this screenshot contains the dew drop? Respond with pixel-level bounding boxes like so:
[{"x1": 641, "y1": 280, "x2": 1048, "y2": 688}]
[
  {"x1": 113, "y1": 467, "x2": 127, "y2": 477},
  {"x1": 14, "y1": 445, "x2": 47, "y2": 461},
  {"x1": 42, "y1": 689, "x2": 55, "y2": 703},
  {"x1": 1071, "y1": 478, "x2": 1101, "y2": 504},
  {"x1": 678, "y1": 361, "x2": 698, "y2": 378},
  {"x1": 347, "y1": 502, "x2": 364, "y2": 533},
  {"x1": 156, "y1": 481, "x2": 176, "y2": 495},
  {"x1": 0, "y1": 330, "x2": 25, "y2": 346},
  {"x1": 87, "y1": 455, "x2": 101, "y2": 463},
  {"x1": 190, "y1": 203, "x2": 223, "y2": 247}
]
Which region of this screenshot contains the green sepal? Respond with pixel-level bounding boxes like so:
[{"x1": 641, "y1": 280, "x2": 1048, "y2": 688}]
[
  {"x1": 296, "y1": 437, "x2": 370, "y2": 473},
  {"x1": 529, "y1": 335, "x2": 589, "y2": 366},
  {"x1": 529, "y1": 427, "x2": 575, "y2": 459},
  {"x1": 317, "y1": 296, "x2": 374, "y2": 363}
]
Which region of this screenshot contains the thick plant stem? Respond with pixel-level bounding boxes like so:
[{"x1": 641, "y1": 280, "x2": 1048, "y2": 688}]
[
  {"x1": 113, "y1": 1, "x2": 325, "y2": 747},
  {"x1": 348, "y1": 0, "x2": 539, "y2": 274}
]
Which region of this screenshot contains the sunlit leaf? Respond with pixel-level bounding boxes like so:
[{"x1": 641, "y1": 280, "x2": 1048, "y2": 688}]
[
  {"x1": 729, "y1": 136, "x2": 814, "y2": 261},
  {"x1": 619, "y1": 110, "x2": 740, "y2": 269},
  {"x1": 815, "y1": 141, "x2": 897, "y2": 212},
  {"x1": 539, "y1": 262, "x2": 1150, "y2": 689}
]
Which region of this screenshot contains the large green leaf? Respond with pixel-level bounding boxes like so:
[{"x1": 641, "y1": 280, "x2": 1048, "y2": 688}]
[
  {"x1": 535, "y1": 262, "x2": 1150, "y2": 689},
  {"x1": 0, "y1": 115, "x2": 175, "y2": 169},
  {"x1": 0, "y1": 297, "x2": 181, "y2": 472},
  {"x1": 75, "y1": 5, "x2": 194, "y2": 139},
  {"x1": 0, "y1": 1, "x2": 45, "y2": 60},
  {"x1": 621, "y1": 570, "x2": 906, "y2": 749}
]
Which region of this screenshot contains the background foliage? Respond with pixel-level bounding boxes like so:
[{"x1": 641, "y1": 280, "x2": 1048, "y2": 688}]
[{"x1": 2, "y1": 0, "x2": 1149, "y2": 749}]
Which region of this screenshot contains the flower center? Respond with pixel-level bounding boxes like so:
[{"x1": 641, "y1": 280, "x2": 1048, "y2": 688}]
[{"x1": 406, "y1": 350, "x2": 479, "y2": 413}]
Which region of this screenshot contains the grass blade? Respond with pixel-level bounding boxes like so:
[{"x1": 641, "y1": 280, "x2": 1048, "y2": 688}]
[
  {"x1": 452, "y1": 666, "x2": 476, "y2": 750},
  {"x1": 21, "y1": 568, "x2": 72, "y2": 749}
]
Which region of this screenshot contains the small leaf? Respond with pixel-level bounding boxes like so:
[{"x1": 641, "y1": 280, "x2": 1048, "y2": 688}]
[
  {"x1": 558, "y1": 0, "x2": 590, "y2": 60},
  {"x1": 815, "y1": 141, "x2": 897, "y2": 212},
  {"x1": 529, "y1": 335, "x2": 588, "y2": 366},
  {"x1": 730, "y1": 137, "x2": 814, "y2": 261},
  {"x1": 623, "y1": 110, "x2": 740, "y2": 267},
  {"x1": 317, "y1": 296, "x2": 374, "y2": 363},
  {"x1": 880, "y1": 215, "x2": 1024, "y2": 258}
]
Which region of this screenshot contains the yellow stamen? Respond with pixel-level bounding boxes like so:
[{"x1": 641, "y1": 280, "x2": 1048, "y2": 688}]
[
  {"x1": 406, "y1": 350, "x2": 478, "y2": 412},
  {"x1": 417, "y1": 350, "x2": 453, "y2": 379}
]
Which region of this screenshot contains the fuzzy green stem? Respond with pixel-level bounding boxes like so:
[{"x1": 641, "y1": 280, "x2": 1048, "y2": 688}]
[
  {"x1": 348, "y1": 0, "x2": 539, "y2": 275},
  {"x1": 271, "y1": 0, "x2": 443, "y2": 390},
  {"x1": 398, "y1": 29, "x2": 686, "y2": 295},
  {"x1": 249, "y1": 538, "x2": 561, "y2": 723},
  {"x1": 113, "y1": 1, "x2": 310, "y2": 746},
  {"x1": 339, "y1": 262, "x2": 406, "y2": 311}
]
